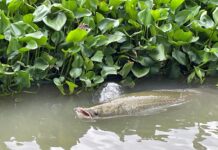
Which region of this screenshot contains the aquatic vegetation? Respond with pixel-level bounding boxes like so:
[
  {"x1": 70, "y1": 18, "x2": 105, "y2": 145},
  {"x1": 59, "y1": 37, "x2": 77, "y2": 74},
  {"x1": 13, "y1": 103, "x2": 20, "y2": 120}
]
[{"x1": 0, "y1": 0, "x2": 218, "y2": 94}]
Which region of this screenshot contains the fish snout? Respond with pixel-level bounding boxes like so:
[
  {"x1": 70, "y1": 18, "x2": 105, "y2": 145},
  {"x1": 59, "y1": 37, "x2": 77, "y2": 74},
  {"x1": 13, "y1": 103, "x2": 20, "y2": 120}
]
[{"x1": 74, "y1": 107, "x2": 93, "y2": 119}]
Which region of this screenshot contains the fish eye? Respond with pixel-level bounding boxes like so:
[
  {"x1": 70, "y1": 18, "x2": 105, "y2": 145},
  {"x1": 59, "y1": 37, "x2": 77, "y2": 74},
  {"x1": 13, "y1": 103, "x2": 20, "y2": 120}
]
[{"x1": 94, "y1": 111, "x2": 98, "y2": 116}]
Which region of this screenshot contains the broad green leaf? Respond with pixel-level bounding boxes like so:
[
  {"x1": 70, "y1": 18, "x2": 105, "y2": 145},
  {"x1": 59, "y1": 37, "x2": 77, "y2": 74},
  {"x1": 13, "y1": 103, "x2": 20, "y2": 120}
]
[
  {"x1": 72, "y1": 55, "x2": 84, "y2": 68},
  {"x1": 135, "y1": 56, "x2": 154, "y2": 67},
  {"x1": 131, "y1": 64, "x2": 150, "y2": 78},
  {"x1": 158, "y1": 23, "x2": 172, "y2": 32},
  {"x1": 62, "y1": 0, "x2": 77, "y2": 11},
  {"x1": 98, "y1": 18, "x2": 120, "y2": 33},
  {"x1": 91, "y1": 51, "x2": 104, "y2": 62},
  {"x1": 125, "y1": 0, "x2": 138, "y2": 20},
  {"x1": 101, "y1": 66, "x2": 117, "y2": 77},
  {"x1": 70, "y1": 68, "x2": 82, "y2": 78},
  {"x1": 26, "y1": 40, "x2": 38, "y2": 50},
  {"x1": 51, "y1": 31, "x2": 65, "y2": 44},
  {"x1": 33, "y1": 5, "x2": 50, "y2": 22},
  {"x1": 173, "y1": 29, "x2": 193, "y2": 42},
  {"x1": 74, "y1": 8, "x2": 92, "y2": 18},
  {"x1": 121, "y1": 76, "x2": 135, "y2": 88},
  {"x1": 80, "y1": 77, "x2": 92, "y2": 87},
  {"x1": 119, "y1": 61, "x2": 134, "y2": 78},
  {"x1": 175, "y1": 6, "x2": 200, "y2": 25},
  {"x1": 43, "y1": 12, "x2": 67, "y2": 31},
  {"x1": 99, "y1": 1, "x2": 110, "y2": 12},
  {"x1": 4, "y1": 21, "x2": 35, "y2": 40},
  {"x1": 53, "y1": 77, "x2": 66, "y2": 95},
  {"x1": 15, "y1": 71, "x2": 31, "y2": 90},
  {"x1": 0, "y1": 34, "x2": 4, "y2": 39},
  {"x1": 51, "y1": 3, "x2": 75, "y2": 20},
  {"x1": 170, "y1": 0, "x2": 184, "y2": 11},
  {"x1": 200, "y1": 11, "x2": 214, "y2": 28},
  {"x1": 194, "y1": 67, "x2": 204, "y2": 83},
  {"x1": 20, "y1": 31, "x2": 47, "y2": 46},
  {"x1": 138, "y1": 8, "x2": 153, "y2": 27},
  {"x1": 84, "y1": 57, "x2": 94, "y2": 71},
  {"x1": 8, "y1": 0, "x2": 23, "y2": 14},
  {"x1": 0, "y1": 11, "x2": 10, "y2": 34},
  {"x1": 95, "y1": 12, "x2": 105, "y2": 24},
  {"x1": 107, "y1": 31, "x2": 126, "y2": 44},
  {"x1": 172, "y1": 49, "x2": 187, "y2": 65},
  {"x1": 34, "y1": 57, "x2": 49, "y2": 70},
  {"x1": 213, "y1": 7, "x2": 218, "y2": 24},
  {"x1": 7, "y1": 37, "x2": 21, "y2": 55},
  {"x1": 66, "y1": 28, "x2": 88, "y2": 42},
  {"x1": 66, "y1": 81, "x2": 77, "y2": 94},
  {"x1": 109, "y1": 0, "x2": 125, "y2": 7},
  {"x1": 149, "y1": 44, "x2": 167, "y2": 61},
  {"x1": 187, "y1": 72, "x2": 195, "y2": 84},
  {"x1": 151, "y1": 8, "x2": 169, "y2": 21},
  {"x1": 93, "y1": 76, "x2": 104, "y2": 84}
]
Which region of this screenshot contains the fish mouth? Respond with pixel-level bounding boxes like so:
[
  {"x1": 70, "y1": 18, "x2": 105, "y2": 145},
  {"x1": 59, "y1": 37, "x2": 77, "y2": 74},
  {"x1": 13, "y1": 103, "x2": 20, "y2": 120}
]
[{"x1": 74, "y1": 107, "x2": 93, "y2": 119}]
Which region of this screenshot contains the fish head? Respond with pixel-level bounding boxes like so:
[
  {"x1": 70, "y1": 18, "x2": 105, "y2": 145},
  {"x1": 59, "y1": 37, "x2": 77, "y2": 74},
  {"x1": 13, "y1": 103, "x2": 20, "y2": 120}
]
[{"x1": 74, "y1": 107, "x2": 99, "y2": 119}]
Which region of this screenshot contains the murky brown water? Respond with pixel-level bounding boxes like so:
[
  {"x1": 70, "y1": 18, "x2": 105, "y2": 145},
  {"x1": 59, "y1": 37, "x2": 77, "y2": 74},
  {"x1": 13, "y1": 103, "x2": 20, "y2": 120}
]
[{"x1": 0, "y1": 78, "x2": 218, "y2": 150}]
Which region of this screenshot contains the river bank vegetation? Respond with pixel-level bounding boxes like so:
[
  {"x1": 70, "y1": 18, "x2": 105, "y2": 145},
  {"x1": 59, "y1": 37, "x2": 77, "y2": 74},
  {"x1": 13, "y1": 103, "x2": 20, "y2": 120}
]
[{"x1": 0, "y1": 0, "x2": 218, "y2": 94}]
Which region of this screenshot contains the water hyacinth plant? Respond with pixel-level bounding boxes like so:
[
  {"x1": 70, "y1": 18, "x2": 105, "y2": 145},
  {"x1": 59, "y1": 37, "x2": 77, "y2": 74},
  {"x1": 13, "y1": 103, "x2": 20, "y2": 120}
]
[{"x1": 0, "y1": 0, "x2": 218, "y2": 94}]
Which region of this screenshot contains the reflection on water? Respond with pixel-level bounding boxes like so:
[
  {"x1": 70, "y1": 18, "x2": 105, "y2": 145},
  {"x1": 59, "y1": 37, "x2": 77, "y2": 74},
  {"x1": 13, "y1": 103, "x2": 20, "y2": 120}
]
[{"x1": 0, "y1": 78, "x2": 218, "y2": 150}]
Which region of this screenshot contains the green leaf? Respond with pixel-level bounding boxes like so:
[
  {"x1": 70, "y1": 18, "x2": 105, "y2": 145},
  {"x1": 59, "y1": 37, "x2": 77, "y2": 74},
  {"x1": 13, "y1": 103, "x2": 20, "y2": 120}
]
[
  {"x1": 125, "y1": 0, "x2": 138, "y2": 20},
  {"x1": 0, "y1": 34, "x2": 4, "y2": 39},
  {"x1": 91, "y1": 51, "x2": 104, "y2": 62},
  {"x1": 158, "y1": 23, "x2": 172, "y2": 32},
  {"x1": 72, "y1": 55, "x2": 84, "y2": 68},
  {"x1": 15, "y1": 71, "x2": 31, "y2": 90},
  {"x1": 34, "y1": 57, "x2": 49, "y2": 70},
  {"x1": 66, "y1": 81, "x2": 77, "y2": 94},
  {"x1": 172, "y1": 49, "x2": 187, "y2": 65},
  {"x1": 121, "y1": 76, "x2": 135, "y2": 88},
  {"x1": 200, "y1": 11, "x2": 214, "y2": 28},
  {"x1": 0, "y1": 11, "x2": 10, "y2": 34},
  {"x1": 51, "y1": 31, "x2": 65, "y2": 44},
  {"x1": 70, "y1": 68, "x2": 82, "y2": 78},
  {"x1": 194, "y1": 67, "x2": 205, "y2": 83},
  {"x1": 187, "y1": 72, "x2": 195, "y2": 84},
  {"x1": 8, "y1": 0, "x2": 24, "y2": 14},
  {"x1": 25, "y1": 40, "x2": 38, "y2": 50},
  {"x1": 131, "y1": 64, "x2": 150, "y2": 78},
  {"x1": 66, "y1": 28, "x2": 88, "y2": 42},
  {"x1": 95, "y1": 12, "x2": 105, "y2": 24},
  {"x1": 170, "y1": 0, "x2": 184, "y2": 11},
  {"x1": 119, "y1": 61, "x2": 134, "y2": 78},
  {"x1": 33, "y1": 5, "x2": 50, "y2": 22},
  {"x1": 53, "y1": 77, "x2": 66, "y2": 95},
  {"x1": 138, "y1": 8, "x2": 153, "y2": 27},
  {"x1": 93, "y1": 76, "x2": 104, "y2": 84},
  {"x1": 175, "y1": 6, "x2": 200, "y2": 25},
  {"x1": 98, "y1": 18, "x2": 120, "y2": 33},
  {"x1": 213, "y1": 7, "x2": 218, "y2": 24},
  {"x1": 74, "y1": 8, "x2": 92, "y2": 18},
  {"x1": 173, "y1": 29, "x2": 193, "y2": 42},
  {"x1": 109, "y1": 0, "x2": 125, "y2": 7},
  {"x1": 80, "y1": 77, "x2": 92, "y2": 87},
  {"x1": 149, "y1": 44, "x2": 167, "y2": 61},
  {"x1": 7, "y1": 37, "x2": 21, "y2": 55},
  {"x1": 107, "y1": 31, "x2": 126, "y2": 44},
  {"x1": 151, "y1": 8, "x2": 169, "y2": 21},
  {"x1": 101, "y1": 66, "x2": 117, "y2": 77},
  {"x1": 84, "y1": 57, "x2": 94, "y2": 71},
  {"x1": 99, "y1": 1, "x2": 110, "y2": 12},
  {"x1": 43, "y1": 12, "x2": 67, "y2": 31}
]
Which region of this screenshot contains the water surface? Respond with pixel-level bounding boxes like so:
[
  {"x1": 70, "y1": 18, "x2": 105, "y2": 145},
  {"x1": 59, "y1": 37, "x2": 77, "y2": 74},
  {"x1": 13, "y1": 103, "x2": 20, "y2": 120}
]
[{"x1": 0, "y1": 78, "x2": 218, "y2": 150}]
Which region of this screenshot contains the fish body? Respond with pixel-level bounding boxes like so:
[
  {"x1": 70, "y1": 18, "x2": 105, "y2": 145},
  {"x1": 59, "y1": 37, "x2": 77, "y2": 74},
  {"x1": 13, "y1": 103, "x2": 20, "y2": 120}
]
[{"x1": 75, "y1": 91, "x2": 189, "y2": 119}]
